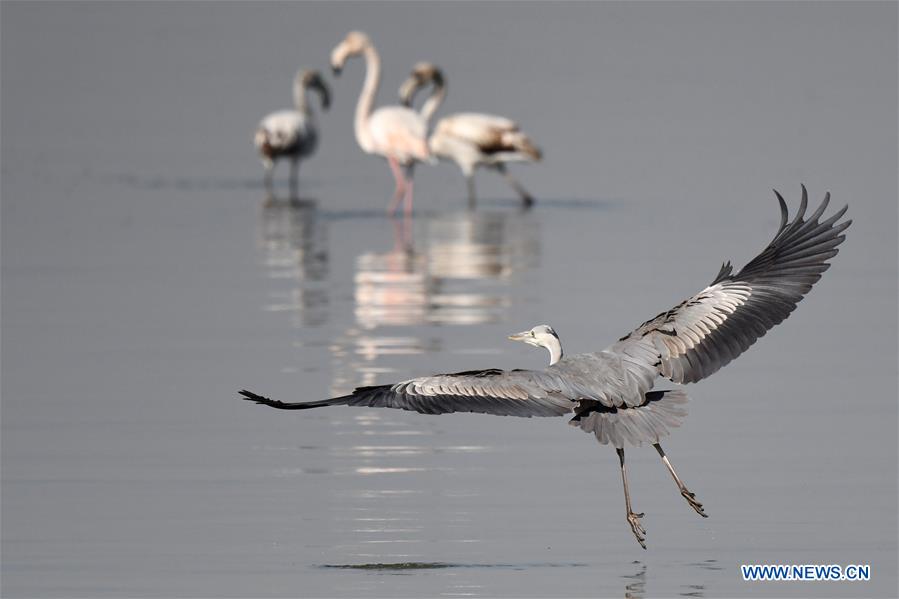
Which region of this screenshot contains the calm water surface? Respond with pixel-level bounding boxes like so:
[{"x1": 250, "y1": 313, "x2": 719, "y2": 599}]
[{"x1": 2, "y1": 2, "x2": 897, "y2": 597}]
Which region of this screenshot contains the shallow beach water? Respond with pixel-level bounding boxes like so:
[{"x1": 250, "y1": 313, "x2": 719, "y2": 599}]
[{"x1": 2, "y1": 2, "x2": 897, "y2": 597}]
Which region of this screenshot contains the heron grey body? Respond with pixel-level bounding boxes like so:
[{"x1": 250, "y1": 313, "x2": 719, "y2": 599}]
[{"x1": 242, "y1": 188, "x2": 850, "y2": 547}]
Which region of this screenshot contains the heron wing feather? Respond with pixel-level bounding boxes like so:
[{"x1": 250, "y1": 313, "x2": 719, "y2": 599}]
[
  {"x1": 610, "y1": 187, "x2": 850, "y2": 385},
  {"x1": 337, "y1": 368, "x2": 575, "y2": 417}
]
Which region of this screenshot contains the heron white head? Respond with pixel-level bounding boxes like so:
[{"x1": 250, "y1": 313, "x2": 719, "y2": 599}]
[
  {"x1": 508, "y1": 324, "x2": 563, "y2": 365},
  {"x1": 330, "y1": 31, "x2": 372, "y2": 75}
]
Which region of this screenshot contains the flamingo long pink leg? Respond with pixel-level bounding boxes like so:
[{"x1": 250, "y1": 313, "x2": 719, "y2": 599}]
[
  {"x1": 386, "y1": 156, "x2": 406, "y2": 216},
  {"x1": 403, "y1": 179, "x2": 414, "y2": 219},
  {"x1": 401, "y1": 162, "x2": 416, "y2": 219},
  {"x1": 390, "y1": 217, "x2": 406, "y2": 252}
]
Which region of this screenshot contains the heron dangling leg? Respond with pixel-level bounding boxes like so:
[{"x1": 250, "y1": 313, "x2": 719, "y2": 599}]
[
  {"x1": 496, "y1": 164, "x2": 534, "y2": 208},
  {"x1": 386, "y1": 156, "x2": 407, "y2": 216},
  {"x1": 617, "y1": 448, "x2": 646, "y2": 549},
  {"x1": 653, "y1": 443, "x2": 707, "y2": 518}
]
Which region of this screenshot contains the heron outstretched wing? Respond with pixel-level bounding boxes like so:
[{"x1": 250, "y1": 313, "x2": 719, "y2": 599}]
[
  {"x1": 242, "y1": 187, "x2": 849, "y2": 417},
  {"x1": 610, "y1": 186, "x2": 850, "y2": 386},
  {"x1": 241, "y1": 367, "x2": 576, "y2": 417}
]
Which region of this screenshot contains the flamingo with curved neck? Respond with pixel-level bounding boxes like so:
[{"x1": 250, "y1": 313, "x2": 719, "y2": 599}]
[
  {"x1": 254, "y1": 69, "x2": 330, "y2": 200},
  {"x1": 399, "y1": 62, "x2": 541, "y2": 208},
  {"x1": 330, "y1": 31, "x2": 430, "y2": 217},
  {"x1": 399, "y1": 63, "x2": 445, "y2": 124}
]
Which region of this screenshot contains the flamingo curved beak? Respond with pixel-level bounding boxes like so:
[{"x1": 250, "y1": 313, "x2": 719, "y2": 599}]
[{"x1": 314, "y1": 80, "x2": 331, "y2": 111}]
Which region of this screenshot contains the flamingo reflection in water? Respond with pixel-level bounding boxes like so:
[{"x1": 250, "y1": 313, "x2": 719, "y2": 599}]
[
  {"x1": 257, "y1": 200, "x2": 329, "y2": 328},
  {"x1": 330, "y1": 209, "x2": 541, "y2": 395}
]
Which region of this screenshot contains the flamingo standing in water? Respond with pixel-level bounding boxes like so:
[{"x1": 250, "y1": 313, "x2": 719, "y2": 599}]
[
  {"x1": 330, "y1": 31, "x2": 431, "y2": 217},
  {"x1": 399, "y1": 62, "x2": 542, "y2": 208},
  {"x1": 254, "y1": 69, "x2": 330, "y2": 199}
]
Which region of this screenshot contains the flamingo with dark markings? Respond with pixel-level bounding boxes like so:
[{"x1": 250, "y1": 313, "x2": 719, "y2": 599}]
[{"x1": 254, "y1": 69, "x2": 330, "y2": 199}]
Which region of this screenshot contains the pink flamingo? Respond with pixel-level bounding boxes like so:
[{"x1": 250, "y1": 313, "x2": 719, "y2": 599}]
[{"x1": 330, "y1": 31, "x2": 431, "y2": 217}]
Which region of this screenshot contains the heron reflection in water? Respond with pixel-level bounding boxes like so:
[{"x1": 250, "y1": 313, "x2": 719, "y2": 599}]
[
  {"x1": 624, "y1": 562, "x2": 647, "y2": 599},
  {"x1": 257, "y1": 199, "x2": 329, "y2": 327},
  {"x1": 330, "y1": 209, "x2": 540, "y2": 395}
]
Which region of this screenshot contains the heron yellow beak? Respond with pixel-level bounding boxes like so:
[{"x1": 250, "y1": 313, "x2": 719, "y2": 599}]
[{"x1": 508, "y1": 331, "x2": 530, "y2": 342}]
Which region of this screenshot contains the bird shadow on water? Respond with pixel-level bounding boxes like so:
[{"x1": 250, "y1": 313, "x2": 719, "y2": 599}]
[
  {"x1": 317, "y1": 561, "x2": 589, "y2": 574},
  {"x1": 316, "y1": 559, "x2": 712, "y2": 597},
  {"x1": 474, "y1": 196, "x2": 621, "y2": 212},
  {"x1": 622, "y1": 561, "x2": 647, "y2": 599},
  {"x1": 96, "y1": 171, "x2": 322, "y2": 193},
  {"x1": 620, "y1": 560, "x2": 711, "y2": 599}
]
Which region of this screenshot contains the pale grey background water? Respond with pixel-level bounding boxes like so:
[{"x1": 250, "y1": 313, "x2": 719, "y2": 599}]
[{"x1": 2, "y1": 2, "x2": 897, "y2": 597}]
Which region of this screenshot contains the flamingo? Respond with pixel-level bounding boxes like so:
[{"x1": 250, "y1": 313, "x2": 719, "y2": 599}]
[
  {"x1": 254, "y1": 69, "x2": 330, "y2": 199},
  {"x1": 399, "y1": 62, "x2": 542, "y2": 208},
  {"x1": 330, "y1": 31, "x2": 431, "y2": 217}
]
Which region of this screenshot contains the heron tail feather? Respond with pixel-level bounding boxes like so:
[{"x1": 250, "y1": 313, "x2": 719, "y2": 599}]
[
  {"x1": 568, "y1": 390, "x2": 690, "y2": 448},
  {"x1": 239, "y1": 389, "x2": 352, "y2": 410}
]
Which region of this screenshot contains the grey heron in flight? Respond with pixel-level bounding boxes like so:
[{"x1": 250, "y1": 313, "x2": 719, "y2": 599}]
[{"x1": 241, "y1": 187, "x2": 850, "y2": 548}]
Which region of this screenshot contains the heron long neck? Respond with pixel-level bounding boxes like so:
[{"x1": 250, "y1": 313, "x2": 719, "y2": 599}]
[
  {"x1": 293, "y1": 80, "x2": 309, "y2": 116},
  {"x1": 354, "y1": 44, "x2": 380, "y2": 153},
  {"x1": 420, "y1": 78, "x2": 446, "y2": 124},
  {"x1": 545, "y1": 337, "x2": 563, "y2": 365}
]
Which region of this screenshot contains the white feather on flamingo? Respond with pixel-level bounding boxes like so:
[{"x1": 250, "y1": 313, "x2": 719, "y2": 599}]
[
  {"x1": 254, "y1": 69, "x2": 330, "y2": 199},
  {"x1": 400, "y1": 63, "x2": 541, "y2": 208}
]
